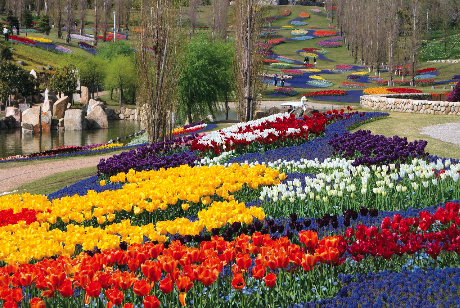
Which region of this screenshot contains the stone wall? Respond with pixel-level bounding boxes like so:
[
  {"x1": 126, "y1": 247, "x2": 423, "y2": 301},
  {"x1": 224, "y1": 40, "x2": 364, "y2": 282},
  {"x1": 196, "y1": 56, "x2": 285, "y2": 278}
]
[
  {"x1": 360, "y1": 94, "x2": 460, "y2": 115},
  {"x1": 105, "y1": 107, "x2": 138, "y2": 120}
]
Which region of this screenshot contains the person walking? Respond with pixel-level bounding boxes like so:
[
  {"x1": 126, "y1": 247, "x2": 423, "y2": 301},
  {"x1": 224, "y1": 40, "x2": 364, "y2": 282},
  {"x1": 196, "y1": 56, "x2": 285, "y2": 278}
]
[
  {"x1": 304, "y1": 57, "x2": 309, "y2": 65},
  {"x1": 281, "y1": 76, "x2": 285, "y2": 87},
  {"x1": 273, "y1": 74, "x2": 278, "y2": 87},
  {"x1": 313, "y1": 57, "x2": 317, "y2": 65},
  {"x1": 3, "y1": 27, "x2": 9, "y2": 41}
]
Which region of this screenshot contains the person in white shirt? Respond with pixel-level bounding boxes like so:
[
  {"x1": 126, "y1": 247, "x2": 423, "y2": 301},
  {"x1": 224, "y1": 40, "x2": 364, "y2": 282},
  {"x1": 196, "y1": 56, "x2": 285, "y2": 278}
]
[{"x1": 3, "y1": 27, "x2": 9, "y2": 41}]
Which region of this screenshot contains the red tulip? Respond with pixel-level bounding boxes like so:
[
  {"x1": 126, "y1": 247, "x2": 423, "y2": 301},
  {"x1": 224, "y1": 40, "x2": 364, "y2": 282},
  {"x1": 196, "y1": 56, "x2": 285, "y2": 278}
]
[
  {"x1": 58, "y1": 279, "x2": 74, "y2": 298},
  {"x1": 143, "y1": 295, "x2": 161, "y2": 308},
  {"x1": 3, "y1": 302, "x2": 17, "y2": 308},
  {"x1": 231, "y1": 273, "x2": 245, "y2": 290},
  {"x1": 198, "y1": 268, "x2": 219, "y2": 286},
  {"x1": 141, "y1": 261, "x2": 162, "y2": 283},
  {"x1": 105, "y1": 287, "x2": 123, "y2": 306},
  {"x1": 236, "y1": 253, "x2": 252, "y2": 270},
  {"x1": 159, "y1": 274, "x2": 173, "y2": 294},
  {"x1": 251, "y1": 264, "x2": 266, "y2": 280},
  {"x1": 85, "y1": 281, "x2": 102, "y2": 305},
  {"x1": 123, "y1": 304, "x2": 134, "y2": 308},
  {"x1": 133, "y1": 279, "x2": 152, "y2": 297},
  {"x1": 264, "y1": 273, "x2": 277, "y2": 288}
]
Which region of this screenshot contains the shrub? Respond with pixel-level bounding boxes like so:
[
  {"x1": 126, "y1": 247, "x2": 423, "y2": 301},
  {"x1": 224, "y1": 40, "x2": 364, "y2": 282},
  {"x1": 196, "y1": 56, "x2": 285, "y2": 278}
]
[{"x1": 447, "y1": 80, "x2": 460, "y2": 102}]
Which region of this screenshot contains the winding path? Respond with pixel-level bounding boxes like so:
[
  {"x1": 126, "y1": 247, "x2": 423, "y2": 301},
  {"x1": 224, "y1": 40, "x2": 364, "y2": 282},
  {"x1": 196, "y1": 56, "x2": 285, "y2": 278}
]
[{"x1": 0, "y1": 153, "x2": 115, "y2": 195}]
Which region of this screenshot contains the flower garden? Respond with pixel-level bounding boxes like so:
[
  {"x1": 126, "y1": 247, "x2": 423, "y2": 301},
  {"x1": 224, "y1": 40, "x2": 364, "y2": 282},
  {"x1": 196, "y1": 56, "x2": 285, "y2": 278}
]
[{"x1": 3, "y1": 107, "x2": 460, "y2": 307}]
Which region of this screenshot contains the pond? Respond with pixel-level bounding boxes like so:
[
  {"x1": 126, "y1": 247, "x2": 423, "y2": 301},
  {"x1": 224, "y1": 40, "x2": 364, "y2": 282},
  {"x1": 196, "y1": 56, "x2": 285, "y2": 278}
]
[{"x1": 0, "y1": 120, "x2": 141, "y2": 159}]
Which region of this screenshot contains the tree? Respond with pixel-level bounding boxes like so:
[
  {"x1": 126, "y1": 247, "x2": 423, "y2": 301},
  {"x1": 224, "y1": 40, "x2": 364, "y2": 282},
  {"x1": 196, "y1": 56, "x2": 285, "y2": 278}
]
[
  {"x1": 48, "y1": 65, "x2": 78, "y2": 104},
  {"x1": 65, "y1": 0, "x2": 75, "y2": 43},
  {"x1": 38, "y1": 14, "x2": 52, "y2": 35},
  {"x1": 94, "y1": 0, "x2": 100, "y2": 46},
  {"x1": 0, "y1": 61, "x2": 39, "y2": 102},
  {"x1": 21, "y1": 9, "x2": 33, "y2": 36},
  {"x1": 97, "y1": 40, "x2": 133, "y2": 60},
  {"x1": 6, "y1": 11, "x2": 20, "y2": 35},
  {"x1": 77, "y1": 57, "x2": 107, "y2": 99},
  {"x1": 136, "y1": 0, "x2": 185, "y2": 143},
  {"x1": 104, "y1": 55, "x2": 136, "y2": 107},
  {"x1": 212, "y1": 0, "x2": 229, "y2": 40},
  {"x1": 1, "y1": 46, "x2": 13, "y2": 61},
  {"x1": 78, "y1": 0, "x2": 86, "y2": 35},
  {"x1": 233, "y1": 0, "x2": 266, "y2": 122},
  {"x1": 52, "y1": 0, "x2": 63, "y2": 39},
  {"x1": 178, "y1": 35, "x2": 234, "y2": 124}
]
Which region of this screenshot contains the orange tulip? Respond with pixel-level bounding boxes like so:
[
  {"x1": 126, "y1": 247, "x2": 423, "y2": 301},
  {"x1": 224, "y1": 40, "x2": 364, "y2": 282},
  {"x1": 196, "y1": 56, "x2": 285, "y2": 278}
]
[
  {"x1": 48, "y1": 269, "x2": 66, "y2": 288},
  {"x1": 231, "y1": 273, "x2": 245, "y2": 290},
  {"x1": 160, "y1": 257, "x2": 178, "y2": 273},
  {"x1": 251, "y1": 264, "x2": 266, "y2": 280},
  {"x1": 143, "y1": 295, "x2": 161, "y2": 308},
  {"x1": 123, "y1": 304, "x2": 134, "y2": 308},
  {"x1": 30, "y1": 297, "x2": 45, "y2": 308},
  {"x1": 105, "y1": 287, "x2": 124, "y2": 306},
  {"x1": 318, "y1": 236, "x2": 339, "y2": 249},
  {"x1": 133, "y1": 279, "x2": 152, "y2": 297},
  {"x1": 316, "y1": 246, "x2": 339, "y2": 263},
  {"x1": 19, "y1": 271, "x2": 36, "y2": 287},
  {"x1": 298, "y1": 230, "x2": 318, "y2": 249},
  {"x1": 176, "y1": 275, "x2": 193, "y2": 293},
  {"x1": 141, "y1": 261, "x2": 162, "y2": 283},
  {"x1": 85, "y1": 281, "x2": 102, "y2": 305},
  {"x1": 264, "y1": 273, "x2": 277, "y2": 288},
  {"x1": 159, "y1": 274, "x2": 173, "y2": 294},
  {"x1": 301, "y1": 254, "x2": 317, "y2": 271},
  {"x1": 93, "y1": 272, "x2": 113, "y2": 289},
  {"x1": 198, "y1": 268, "x2": 219, "y2": 286},
  {"x1": 127, "y1": 258, "x2": 140, "y2": 272},
  {"x1": 252, "y1": 232, "x2": 264, "y2": 246}
]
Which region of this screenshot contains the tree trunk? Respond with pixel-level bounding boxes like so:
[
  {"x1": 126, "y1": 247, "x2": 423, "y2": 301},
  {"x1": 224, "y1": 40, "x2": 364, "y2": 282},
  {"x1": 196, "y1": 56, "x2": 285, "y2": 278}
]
[
  {"x1": 225, "y1": 90, "x2": 229, "y2": 120},
  {"x1": 119, "y1": 86, "x2": 123, "y2": 107}
]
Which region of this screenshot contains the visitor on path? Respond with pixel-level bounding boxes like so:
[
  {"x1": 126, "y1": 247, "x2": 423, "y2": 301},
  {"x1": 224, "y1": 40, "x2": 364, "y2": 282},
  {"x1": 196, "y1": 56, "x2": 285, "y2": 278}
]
[
  {"x1": 273, "y1": 74, "x2": 278, "y2": 87},
  {"x1": 281, "y1": 77, "x2": 285, "y2": 87},
  {"x1": 3, "y1": 27, "x2": 8, "y2": 41},
  {"x1": 304, "y1": 56, "x2": 309, "y2": 65},
  {"x1": 313, "y1": 57, "x2": 317, "y2": 65}
]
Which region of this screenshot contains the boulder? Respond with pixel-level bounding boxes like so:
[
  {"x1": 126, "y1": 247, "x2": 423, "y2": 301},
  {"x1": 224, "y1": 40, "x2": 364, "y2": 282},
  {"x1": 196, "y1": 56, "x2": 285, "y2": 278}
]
[
  {"x1": 3, "y1": 116, "x2": 15, "y2": 129},
  {"x1": 105, "y1": 108, "x2": 115, "y2": 119},
  {"x1": 292, "y1": 107, "x2": 305, "y2": 118},
  {"x1": 16, "y1": 60, "x2": 25, "y2": 66},
  {"x1": 267, "y1": 106, "x2": 281, "y2": 116},
  {"x1": 64, "y1": 109, "x2": 87, "y2": 130},
  {"x1": 5, "y1": 106, "x2": 22, "y2": 128},
  {"x1": 80, "y1": 86, "x2": 89, "y2": 105},
  {"x1": 22, "y1": 107, "x2": 41, "y2": 133},
  {"x1": 0, "y1": 119, "x2": 6, "y2": 130},
  {"x1": 86, "y1": 105, "x2": 108, "y2": 129},
  {"x1": 41, "y1": 110, "x2": 52, "y2": 132},
  {"x1": 18, "y1": 103, "x2": 30, "y2": 113},
  {"x1": 206, "y1": 114, "x2": 214, "y2": 122},
  {"x1": 51, "y1": 118, "x2": 59, "y2": 130},
  {"x1": 42, "y1": 100, "x2": 54, "y2": 116},
  {"x1": 254, "y1": 110, "x2": 266, "y2": 120},
  {"x1": 53, "y1": 96, "x2": 68, "y2": 119},
  {"x1": 30, "y1": 69, "x2": 37, "y2": 79}
]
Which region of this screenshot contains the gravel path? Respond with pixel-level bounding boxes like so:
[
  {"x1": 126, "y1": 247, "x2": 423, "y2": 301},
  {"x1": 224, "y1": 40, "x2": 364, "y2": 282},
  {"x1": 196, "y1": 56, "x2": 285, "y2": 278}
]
[
  {"x1": 0, "y1": 153, "x2": 115, "y2": 195},
  {"x1": 420, "y1": 122, "x2": 460, "y2": 146}
]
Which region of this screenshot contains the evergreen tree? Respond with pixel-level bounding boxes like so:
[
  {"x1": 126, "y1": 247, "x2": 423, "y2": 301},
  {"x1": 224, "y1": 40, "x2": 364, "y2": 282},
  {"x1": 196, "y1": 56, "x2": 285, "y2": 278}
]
[
  {"x1": 38, "y1": 14, "x2": 52, "y2": 35},
  {"x1": 21, "y1": 9, "x2": 33, "y2": 36}
]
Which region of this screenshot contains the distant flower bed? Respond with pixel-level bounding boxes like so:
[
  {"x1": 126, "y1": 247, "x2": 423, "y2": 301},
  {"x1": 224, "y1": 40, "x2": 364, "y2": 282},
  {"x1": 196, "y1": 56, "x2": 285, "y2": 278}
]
[
  {"x1": 416, "y1": 67, "x2": 436, "y2": 74},
  {"x1": 453, "y1": 75, "x2": 460, "y2": 79},
  {"x1": 97, "y1": 35, "x2": 112, "y2": 41},
  {"x1": 299, "y1": 52, "x2": 318, "y2": 58},
  {"x1": 336, "y1": 65, "x2": 353, "y2": 70},
  {"x1": 290, "y1": 21, "x2": 307, "y2": 26},
  {"x1": 291, "y1": 29, "x2": 309, "y2": 36},
  {"x1": 281, "y1": 69, "x2": 303, "y2": 76},
  {"x1": 375, "y1": 80, "x2": 389, "y2": 85},
  {"x1": 363, "y1": 87, "x2": 389, "y2": 95},
  {"x1": 307, "y1": 79, "x2": 333, "y2": 87},
  {"x1": 303, "y1": 90, "x2": 346, "y2": 97},
  {"x1": 78, "y1": 41, "x2": 96, "y2": 50},
  {"x1": 268, "y1": 38, "x2": 286, "y2": 45},
  {"x1": 300, "y1": 68, "x2": 321, "y2": 72},
  {"x1": 300, "y1": 12, "x2": 310, "y2": 18},
  {"x1": 350, "y1": 72, "x2": 368, "y2": 76},
  {"x1": 25, "y1": 36, "x2": 52, "y2": 43},
  {"x1": 279, "y1": 9, "x2": 291, "y2": 16},
  {"x1": 339, "y1": 81, "x2": 366, "y2": 89},
  {"x1": 173, "y1": 121, "x2": 207, "y2": 136},
  {"x1": 328, "y1": 36, "x2": 343, "y2": 41},
  {"x1": 302, "y1": 47, "x2": 320, "y2": 52},
  {"x1": 71, "y1": 34, "x2": 94, "y2": 41},
  {"x1": 415, "y1": 78, "x2": 435, "y2": 86},
  {"x1": 272, "y1": 87, "x2": 298, "y2": 96},
  {"x1": 55, "y1": 45, "x2": 73, "y2": 54},
  {"x1": 313, "y1": 30, "x2": 337, "y2": 37},
  {"x1": 270, "y1": 62, "x2": 292, "y2": 69},
  {"x1": 387, "y1": 88, "x2": 423, "y2": 94},
  {"x1": 263, "y1": 59, "x2": 278, "y2": 64},
  {"x1": 347, "y1": 75, "x2": 361, "y2": 80},
  {"x1": 277, "y1": 56, "x2": 297, "y2": 63},
  {"x1": 317, "y1": 40, "x2": 342, "y2": 48},
  {"x1": 393, "y1": 80, "x2": 411, "y2": 86},
  {"x1": 369, "y1": 76, "x2": 384, "y2": 81},
  {"x1": 9, "y1": 35, "x2": 35, "y2": 46},
  {"x1": 311, "y1": 9, "x2": 322, "y2": 13},
  {"x1": 289, "y1": 35, "x2": 314, "y2": 41}
]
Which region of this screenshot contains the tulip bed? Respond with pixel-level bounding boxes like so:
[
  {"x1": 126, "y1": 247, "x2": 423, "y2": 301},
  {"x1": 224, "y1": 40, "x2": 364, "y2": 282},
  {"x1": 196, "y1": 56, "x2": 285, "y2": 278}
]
[{"x1": 4, "y1": 109, "x2": 460, "y2": 308}]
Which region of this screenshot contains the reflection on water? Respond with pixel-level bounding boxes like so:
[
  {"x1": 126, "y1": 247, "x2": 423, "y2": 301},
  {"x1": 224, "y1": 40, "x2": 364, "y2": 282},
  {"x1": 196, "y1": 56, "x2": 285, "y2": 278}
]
[{"x1": 0, "y1": 120, "x2": 141, "y2": 158}]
